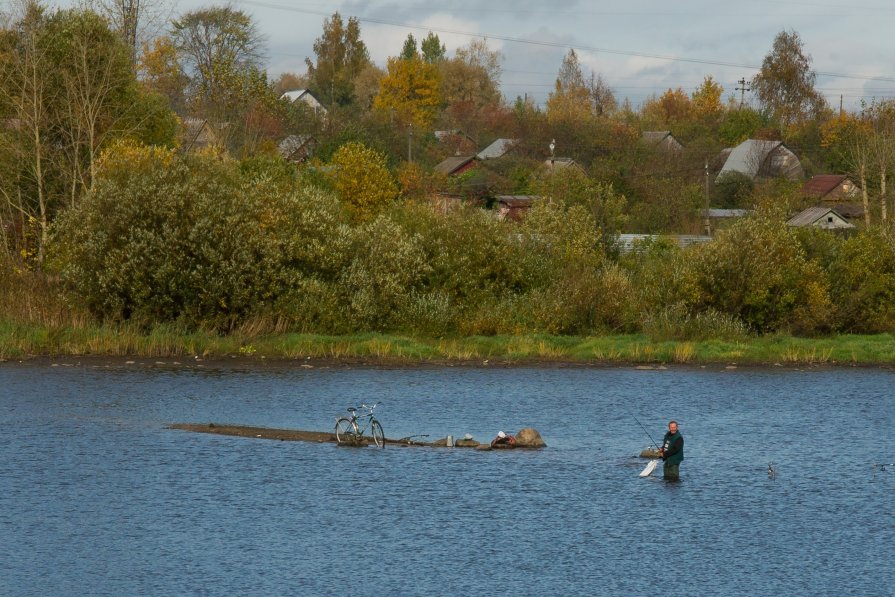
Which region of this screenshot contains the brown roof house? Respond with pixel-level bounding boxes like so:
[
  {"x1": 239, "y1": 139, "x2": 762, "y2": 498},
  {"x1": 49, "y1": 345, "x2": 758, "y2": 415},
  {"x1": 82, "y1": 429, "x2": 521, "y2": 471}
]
[
  {"x1": 801, "y1": 175, "x2": 859, "y2": 202},
  {"x1": 434, "y1": 155, "x2": 477, "y2": 177},
  {"x1": 717, "y1": 139, "x2": 803, "y2": 182},
  {"x1": 787, "y1": 206, "x2": 855, "y2": 230},
  {"x1": 495, "y1": 195, "x2": 539, "y2": 222},
  {"x1": 642, "y1": 131, "x2": 684, "y2": 151}
]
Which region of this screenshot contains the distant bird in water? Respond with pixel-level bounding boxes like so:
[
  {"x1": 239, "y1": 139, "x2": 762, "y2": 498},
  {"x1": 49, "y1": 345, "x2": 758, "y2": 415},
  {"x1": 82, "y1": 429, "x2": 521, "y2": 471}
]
[{"x1": 768, "y1": 463, "x2": 777, "y2": 479}]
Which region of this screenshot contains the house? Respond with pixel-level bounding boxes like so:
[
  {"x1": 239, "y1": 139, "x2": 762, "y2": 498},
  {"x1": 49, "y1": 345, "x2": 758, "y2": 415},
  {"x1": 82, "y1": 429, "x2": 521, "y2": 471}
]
[
  {"x1": 801, "y1": 174, "x2": 859, "y2": 202},
  {"x1": 277, "y1": 135, "x2": 316, "y2": 163},
  {"x1": 433, "y1": 155, "x2": 477, "y2": 176},
  {"x1": 180, "y1": 117, "x2": 223, "y2": 152},
  {"x1": 786, "y1": 206, "x2": 855, "y2": 230},
  {"x1": 280, "y1": 89, "x2": 327, "y2": 117},
  {"x1": 495, "y1": 195, "x2": 538, "y2": 221},
  {"x1": 477, "y1": 138, "x2": 518, "y2": 160},
  {"x1": 700, "y1": 209, "x2": 751, "y2": 219},
  {"x1": 641, "y1": 131, "x2": 684, "y2": 151},
  {"x1": 615, "y1": 234, "x2": 713, "y2": 254},
  {"x1": 717, "y1": 139, "x2": 803, "y2": 182},
  {"x1": 543, "y1": 157, "x2": 587, "y2": 176},
  {"x1": 434, "y1": 130, "x2": 476, "y2": 155}
]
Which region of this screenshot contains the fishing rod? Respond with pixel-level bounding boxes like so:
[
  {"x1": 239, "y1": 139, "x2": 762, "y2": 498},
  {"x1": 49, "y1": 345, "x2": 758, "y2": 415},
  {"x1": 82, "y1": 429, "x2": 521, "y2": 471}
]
[{"x1": 630, "y1": 412, "x2": 661, "y2": 451}]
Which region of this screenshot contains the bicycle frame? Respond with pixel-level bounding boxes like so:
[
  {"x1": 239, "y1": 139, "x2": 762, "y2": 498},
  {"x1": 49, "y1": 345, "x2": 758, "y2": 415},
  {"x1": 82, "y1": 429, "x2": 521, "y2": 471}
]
[
  {"x1": 335, "y1": 402, "x2": 384, "y2": 447},
  {"x1": 346, "y1": 403, "x2": 379, "y2": 435}
]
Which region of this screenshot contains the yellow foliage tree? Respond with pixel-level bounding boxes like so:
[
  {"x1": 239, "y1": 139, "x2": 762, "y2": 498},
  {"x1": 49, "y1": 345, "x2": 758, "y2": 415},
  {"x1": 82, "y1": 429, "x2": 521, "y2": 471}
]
[
  {"x1": 691, "y1": 76, "x2": 724, "y2": 119},
  {"x1": 328, "y1": 142, "x2": 398, "y2": 220},
  {"x1": 373, "y1": 55, "x2": 441, "y2": 129},
  {"x1": 546, "y1": 49, "x2": 592, "y2": 123}
]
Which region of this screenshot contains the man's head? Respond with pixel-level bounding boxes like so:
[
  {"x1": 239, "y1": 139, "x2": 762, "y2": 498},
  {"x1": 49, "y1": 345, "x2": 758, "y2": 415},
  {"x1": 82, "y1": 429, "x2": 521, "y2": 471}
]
[{"x1": 668, "y1": 421, "x2": 679, "y2": 434}]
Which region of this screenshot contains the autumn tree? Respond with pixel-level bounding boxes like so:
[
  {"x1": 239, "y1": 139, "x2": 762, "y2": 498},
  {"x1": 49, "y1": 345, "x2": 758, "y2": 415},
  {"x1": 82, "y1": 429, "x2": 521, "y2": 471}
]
[
  {"x1": 171, "y1": 7, "x2": 278, "y2": 153},
  {"x1": 439, "y1": 39, "x2": 503, "y2": 137},
  {"x1": 305, "y1": 12, "x2": 371, "y2": 107},
  {"x1": 822, "y1": 112, "x2": 872, "y2": 225},
  {"x1": 171, "y1": 6, "x2": 264, "y2": 105},
  {"x1": 691, "y1": 76, "x2": 724, "y2": 120},
  {"x1": 589, "y1": 73, "x2": 616, "y2": 116},
  {"x1": 138, "y1": 35, "x2": 188, "y2": 113},
  {"x1": 373, "y1": 54, "x2": 441, "y2": 129},
  {"x1": 88, "y1": 0, "x2": 173, "y2": 68},
  {"x1": 546, "y1": 49, "x2": 591, "y2": 123},
  {"x1": 0, "y1": 4, "x2": 175, "y2": 265},
  {"x1": 751, "y1": 30, "x2": 826, "y2": 127},
  {"x1": 327, "y1": 142, "x2": 398, "y2": 220}
]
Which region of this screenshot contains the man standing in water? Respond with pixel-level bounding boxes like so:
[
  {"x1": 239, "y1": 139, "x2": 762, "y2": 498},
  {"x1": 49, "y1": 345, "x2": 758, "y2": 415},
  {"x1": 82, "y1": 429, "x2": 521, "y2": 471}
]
[{"x1": 659, "y1": 421, "x2": 684, "y2": 480}]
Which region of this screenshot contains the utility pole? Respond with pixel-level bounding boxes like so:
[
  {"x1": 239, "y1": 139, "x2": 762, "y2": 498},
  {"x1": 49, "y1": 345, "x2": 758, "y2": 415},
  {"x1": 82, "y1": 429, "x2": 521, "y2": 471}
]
[
  {"x1": 704, "y1": 161, "x2": 711, "y2": 237},
  {"x1": 549, "y1": 139, "x2": 556, "y2": 204},
  {"x1": 736, "y1": 77, "x2": 751, "y2": 108}
]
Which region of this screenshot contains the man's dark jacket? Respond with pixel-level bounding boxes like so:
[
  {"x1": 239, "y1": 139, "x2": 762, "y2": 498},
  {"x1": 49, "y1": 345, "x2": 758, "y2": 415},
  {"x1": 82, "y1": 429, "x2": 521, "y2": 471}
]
[{"x1": 662, "y1": 431, "x2": 684, "y2": 466}]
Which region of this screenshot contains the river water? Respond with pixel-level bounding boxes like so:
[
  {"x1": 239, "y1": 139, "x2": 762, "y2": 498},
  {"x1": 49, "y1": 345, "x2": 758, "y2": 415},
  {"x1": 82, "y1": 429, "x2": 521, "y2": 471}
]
[{"x1": 1, "y1": 362, "x2": 893, "y2": 596}]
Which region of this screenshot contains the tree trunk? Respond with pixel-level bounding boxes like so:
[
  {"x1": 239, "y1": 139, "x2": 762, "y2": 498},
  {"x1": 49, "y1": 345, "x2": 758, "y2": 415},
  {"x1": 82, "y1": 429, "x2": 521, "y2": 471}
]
[
  {"x1": 860, "y1": 163, "x2": 871, "y2": 226},
  {"x1": 881, "y1": 168, "x2": 888, "y2": 223}
]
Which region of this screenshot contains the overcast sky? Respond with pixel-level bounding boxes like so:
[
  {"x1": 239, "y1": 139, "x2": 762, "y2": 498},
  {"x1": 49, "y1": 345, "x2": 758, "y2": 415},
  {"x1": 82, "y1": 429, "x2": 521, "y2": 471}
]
[{"x1": 78, "y1": 1, "x2": 895, "y2": 110}]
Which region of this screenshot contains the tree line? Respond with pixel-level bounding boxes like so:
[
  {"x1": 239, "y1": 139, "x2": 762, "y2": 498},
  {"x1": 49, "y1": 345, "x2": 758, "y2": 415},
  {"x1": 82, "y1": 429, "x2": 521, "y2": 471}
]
[{"x1": 2, "y1": 2, "x2": 895, "y2": 338}]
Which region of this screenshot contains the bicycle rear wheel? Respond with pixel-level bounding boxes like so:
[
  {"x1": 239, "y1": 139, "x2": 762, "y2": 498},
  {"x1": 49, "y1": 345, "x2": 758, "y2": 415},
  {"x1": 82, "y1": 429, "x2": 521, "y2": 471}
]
[
  {"x1": 371, "y1": 420, "x2": 385, "y2": 448},
  {"x1": 335, "y1": 418, "x2": 358, "y2": 444}
]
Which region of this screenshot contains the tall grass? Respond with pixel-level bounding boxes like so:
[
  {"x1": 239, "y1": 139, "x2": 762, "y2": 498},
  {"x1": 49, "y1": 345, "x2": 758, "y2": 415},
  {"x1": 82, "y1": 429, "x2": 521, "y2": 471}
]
[{"x1": 1, "y1": 320, "x2": 894, "y2": 364}]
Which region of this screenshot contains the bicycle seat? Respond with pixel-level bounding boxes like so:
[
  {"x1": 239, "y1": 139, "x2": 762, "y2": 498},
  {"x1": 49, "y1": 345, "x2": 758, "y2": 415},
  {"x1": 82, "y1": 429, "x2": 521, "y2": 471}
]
[{"x1": 347, "y1": 407, "x2": 357, "y2": 413}]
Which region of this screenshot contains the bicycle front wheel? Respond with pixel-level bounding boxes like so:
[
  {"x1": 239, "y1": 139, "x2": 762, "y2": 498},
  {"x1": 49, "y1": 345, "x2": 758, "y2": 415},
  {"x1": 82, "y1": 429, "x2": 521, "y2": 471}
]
[
  {"x1": 335, "y1": 418, "x2": 357, "y2": 444},
  {"x1": 371, "y1": 420, "x2": 385, "y2": 448}
]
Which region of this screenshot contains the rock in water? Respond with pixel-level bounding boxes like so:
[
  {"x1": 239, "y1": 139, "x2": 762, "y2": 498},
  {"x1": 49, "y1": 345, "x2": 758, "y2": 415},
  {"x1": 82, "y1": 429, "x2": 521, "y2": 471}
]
[{"x1": 515, "y1": 428, "x2": 546, "y2": 448}]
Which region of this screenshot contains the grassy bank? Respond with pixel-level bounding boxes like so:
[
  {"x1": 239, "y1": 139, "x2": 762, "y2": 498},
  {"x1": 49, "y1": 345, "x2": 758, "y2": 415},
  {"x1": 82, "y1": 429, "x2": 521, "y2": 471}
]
[{"x1": 1, "y1": 320, "x2": 894, "y2": 365}]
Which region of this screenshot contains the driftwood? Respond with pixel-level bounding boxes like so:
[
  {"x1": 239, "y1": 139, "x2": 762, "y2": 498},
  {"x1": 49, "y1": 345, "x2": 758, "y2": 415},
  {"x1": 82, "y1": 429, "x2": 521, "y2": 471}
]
[{"x1": 169, "y1": 423, "x2": 546, "y2": 449}]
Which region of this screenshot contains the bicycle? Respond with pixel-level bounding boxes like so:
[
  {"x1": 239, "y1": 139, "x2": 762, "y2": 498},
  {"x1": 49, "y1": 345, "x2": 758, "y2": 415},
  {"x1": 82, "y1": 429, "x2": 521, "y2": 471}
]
[{"x1": 334, "y1": 402, "x2": 385, "y2": 448}]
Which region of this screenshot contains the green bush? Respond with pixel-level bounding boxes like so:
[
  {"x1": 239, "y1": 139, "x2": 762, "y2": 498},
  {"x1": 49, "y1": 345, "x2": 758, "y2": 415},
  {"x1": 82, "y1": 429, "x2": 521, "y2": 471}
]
[
  {"x1": 828, "y1": 227, "x2": 895, "y2": 332},
  {"x1": 714, "y1": 171, "x2": 754, "y2": 209},
  {"x1": 689, "y1": 214, "x2": 831, "y2": 334},
  {"x1": 50, "y1": 145, "x2": 339, "y2": 331}
]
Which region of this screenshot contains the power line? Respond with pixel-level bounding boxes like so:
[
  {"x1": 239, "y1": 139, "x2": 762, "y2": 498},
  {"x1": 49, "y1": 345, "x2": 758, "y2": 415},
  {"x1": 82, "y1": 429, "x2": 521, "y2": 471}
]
[{"x1": 235, "y1": 0, "x2": 895, "y2": 84}]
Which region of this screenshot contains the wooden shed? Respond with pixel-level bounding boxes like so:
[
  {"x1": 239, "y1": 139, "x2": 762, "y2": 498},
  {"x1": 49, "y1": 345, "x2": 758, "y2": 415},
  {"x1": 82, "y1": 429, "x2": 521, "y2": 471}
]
[{"x1": 786, "y1": 206, "x2": 855, "y2": 230}]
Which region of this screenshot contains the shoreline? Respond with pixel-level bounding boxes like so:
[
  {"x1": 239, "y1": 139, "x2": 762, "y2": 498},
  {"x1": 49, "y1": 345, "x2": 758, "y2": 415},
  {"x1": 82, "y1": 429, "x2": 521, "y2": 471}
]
[
  {"x1": 1, "y1": 323, "x2": 894, "y2": 368},
  {"x1": 2, "y1": 352, "x2": 893, "y2": 371}
]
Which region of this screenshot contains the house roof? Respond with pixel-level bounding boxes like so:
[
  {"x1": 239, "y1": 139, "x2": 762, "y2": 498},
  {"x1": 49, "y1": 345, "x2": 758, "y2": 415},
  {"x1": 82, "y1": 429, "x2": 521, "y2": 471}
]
[
  {"x1": 496, "y1": 195, "x2": 539, "y2": 208},
  {"x1": 701, "y1": 209, "x2": 751, "y2": 218},
  {"x1": 543, "y1": 157, "x2": 586, "y2": 173},
  {"x1": 615, "y1": 234, "x2": 712, "y2": 254},
  {"x1": 786, "y1": 206, "x2": 855, "y2": 228},
  {"x1": 433, "y1": 155, "x2": 476, "y2": 175},
  {"x1": 277, "y1": 135, "x2": 314, "y2": 158},
  {"x1": 718, "y1": 139, "x2": 789, "y2": 179},
  {"x1": 281, "y1": 89, "x2": 312, "y2": 102},
  {"x1": 477, "y1": 138, "x2": 518, "y2": 160},
  {"x1": 642, "y1": 131, "x2": 672, "y2": 143},
  {"x1": 801, "y1": 174, "x2": 850, "y2": 198},
  {"x1": 434, "y1": 129, "x2": 472, "y2": 142}
]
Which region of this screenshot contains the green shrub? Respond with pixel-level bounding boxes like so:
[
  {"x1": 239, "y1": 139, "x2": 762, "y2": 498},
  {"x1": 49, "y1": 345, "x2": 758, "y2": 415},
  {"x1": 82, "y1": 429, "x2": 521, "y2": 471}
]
[
  {"x1": 828, "y1": 227, "x2": 895, "y2": 332},
  {"x1": 50, "y1": 144, "x2": 345, "y2": 331},
  {"x1": 643, "y1": 304, "x2": 749, "y2": 341},
  {"x1": 690, "y1": 214, "x2": 831, "y2": 334}
]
